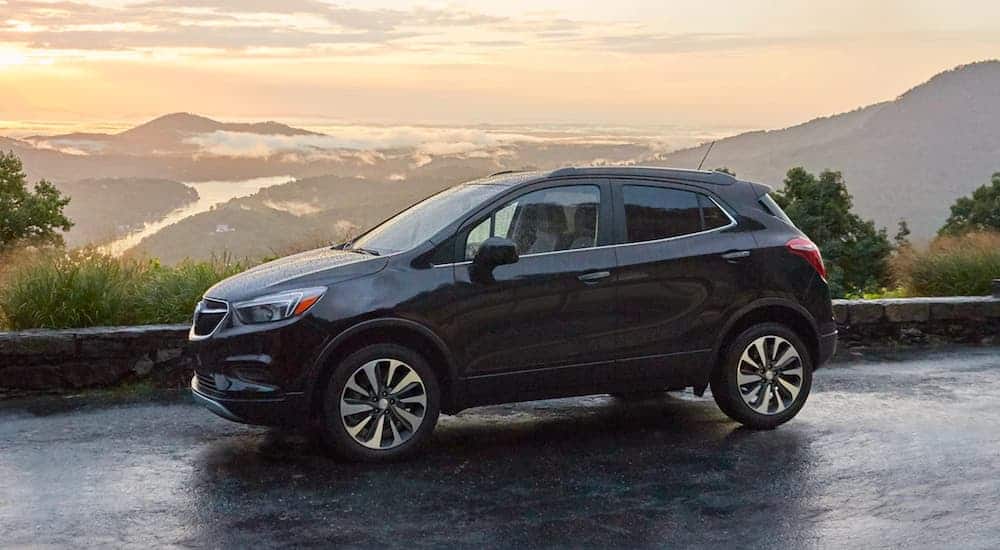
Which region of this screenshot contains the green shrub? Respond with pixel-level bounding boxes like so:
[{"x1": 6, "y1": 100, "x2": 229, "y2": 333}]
[
  {"x1": 844, "y1": 287, "x2": 908, "y2": 300},
  {"x1": 893, "y1": 232, "x2": 1000, "y2": 297},
  {"x1": 0, "y1": 249, "x2": 244, "y2": 330},
  {"x1": 137, "y1": 257, "x2": 245, "y2": 324}
]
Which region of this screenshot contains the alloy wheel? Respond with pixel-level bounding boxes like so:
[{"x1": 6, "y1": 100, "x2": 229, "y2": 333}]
[
  {"x1": 340, "y1": 358, "x2": 427, "y2": 449},
  {"x1": 736, "y1": 335, "x2": 804, "y2": 415}
]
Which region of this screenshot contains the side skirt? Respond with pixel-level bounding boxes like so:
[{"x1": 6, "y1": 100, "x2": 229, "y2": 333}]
[{"x1": 459, "y1": 349, "x2": 711, "y2": 409}]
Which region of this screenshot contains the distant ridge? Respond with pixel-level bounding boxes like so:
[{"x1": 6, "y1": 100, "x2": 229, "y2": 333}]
[
  {"x1": 651, "y1": 60, "x2": 1000, "y2": 239},
  {"x1": 118, "y1": 112, "x2": 321, "y2": 139},
  {"x1": 21, "y1": 112, "x2": 322, "y2": 157}
]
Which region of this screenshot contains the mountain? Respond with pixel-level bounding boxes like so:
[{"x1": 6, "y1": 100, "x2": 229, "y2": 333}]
[
  {"x1": 7, "y1": 60, "x2": 1000, "y2": 257},
  {"x1": 24, "y1": 112, "x2": 322, "y2": 157},
  {"x1": 651, "y1": 60, "x2": 1000, "y2": 239}
]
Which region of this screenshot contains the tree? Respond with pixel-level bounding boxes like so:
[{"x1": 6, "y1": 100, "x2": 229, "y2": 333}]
[
  {"x1": 938, "y1": 172, "x2": 1000, "y2": 235},
  {"x1": 0, "y1": 151, "x2": 73, "y2": 252},
  {"x1": 773, "y1": 167, "x2": 892, "y2": 297},
  {"x1": 894, "y1": 219, "x2": 911, "y2": 249}
]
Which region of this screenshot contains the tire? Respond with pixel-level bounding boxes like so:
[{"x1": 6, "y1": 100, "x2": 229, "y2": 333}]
[
  {"x1": 710, "y1": 323, "x2": 813, "y2": 430},
  {"x1": 319, "y1": 343, "x2": 440, "y2": 462}
]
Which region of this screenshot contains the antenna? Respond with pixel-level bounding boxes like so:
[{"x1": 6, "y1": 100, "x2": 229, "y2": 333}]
[{"x1": 697, "y1": 140, "x2": 716, "y2": 170}]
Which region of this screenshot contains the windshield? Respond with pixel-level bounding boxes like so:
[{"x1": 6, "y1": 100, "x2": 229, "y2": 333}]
[{"x1": 350, "y1": 184, "x2": 508, "y2": 254}]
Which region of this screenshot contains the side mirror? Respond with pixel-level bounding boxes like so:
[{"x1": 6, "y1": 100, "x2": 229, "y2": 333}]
[{"x1": 471, "y1": 237, "x2": 518, "y2": 283}]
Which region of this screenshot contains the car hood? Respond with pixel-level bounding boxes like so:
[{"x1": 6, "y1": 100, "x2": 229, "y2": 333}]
[{"x1": 205, "y1": 247, "x2": 388, "y2": 303}]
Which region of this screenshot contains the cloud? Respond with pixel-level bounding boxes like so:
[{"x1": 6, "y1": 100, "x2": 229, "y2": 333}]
[
  {"x1": 5, "y1": 0, "x2": 997, "y2": 69},
  {"x1": 184, "y1": 126, "x2": 550, "y2": 157},
  {"x1": 0, "y1": 0, "x2": 505, "y2": 54},
  {"x1": 25, "y1": 137, "x2": 107, "y2": 155},
  {"x1": 0, "y1": 0, "x2": 789, "y2": 61}
]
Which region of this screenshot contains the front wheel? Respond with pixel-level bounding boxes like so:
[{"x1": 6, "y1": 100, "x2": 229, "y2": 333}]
[
  {"x1": 710, "y1": 323, "x2": 813, "y2": 430},
  {"x1": 319, "y1": 343, "x2": 440, "y2": 461}
]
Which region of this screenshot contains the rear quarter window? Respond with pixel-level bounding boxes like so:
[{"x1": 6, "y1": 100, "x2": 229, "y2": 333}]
[{"x1": 759, "y1": 193, "x2": 795, "y2": 227}]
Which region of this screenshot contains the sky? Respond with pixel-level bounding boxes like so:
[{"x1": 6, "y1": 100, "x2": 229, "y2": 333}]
[{"x1": 1, "y1": 0, "x2": 999, "y2": 130}]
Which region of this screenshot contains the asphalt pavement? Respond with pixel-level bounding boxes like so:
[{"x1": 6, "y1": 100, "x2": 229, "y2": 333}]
[{"x1": 1, "y1": 346, "x2": 999, "y2": 549}]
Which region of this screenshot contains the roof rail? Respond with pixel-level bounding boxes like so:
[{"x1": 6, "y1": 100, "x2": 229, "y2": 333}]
[
  {"x1": 489, "y1": 170, "x2": 523, "y2": 177},
  {"x1": 547, "y1": 165, "x2": 736, "y2": 185}
]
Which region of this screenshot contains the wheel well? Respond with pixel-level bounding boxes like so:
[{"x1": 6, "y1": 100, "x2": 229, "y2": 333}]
[
  {"x1": 714, "y1": 305, "x2": 819, "y2": 374},
  {"x1": 311, "y1": 325, "x2": 454, "y2": 417}
]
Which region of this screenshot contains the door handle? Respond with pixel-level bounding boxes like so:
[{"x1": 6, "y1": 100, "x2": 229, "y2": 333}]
[
  {"x1": 721, "y1": 250, "x2": 751, "y2": 262},
  {"x1": 578, "y1": 270, "x2": 611, "y2": 283}
]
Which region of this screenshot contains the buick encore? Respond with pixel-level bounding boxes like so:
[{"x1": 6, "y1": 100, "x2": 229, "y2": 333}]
[{"x1": 190, "y1": 167, "x2": 837, "y2": 461}]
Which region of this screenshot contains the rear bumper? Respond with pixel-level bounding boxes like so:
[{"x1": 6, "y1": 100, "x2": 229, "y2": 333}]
[
  {"x1": 190, "y1": 376, "x2": 306, "y2": 426},
  {"x1": 817, "y1": 329, "x2": 838, "y2": 368}
]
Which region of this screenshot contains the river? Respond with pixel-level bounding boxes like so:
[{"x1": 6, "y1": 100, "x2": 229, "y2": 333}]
[{"x1": 101, "y1": 175, "x2": 293, "y2": 256}]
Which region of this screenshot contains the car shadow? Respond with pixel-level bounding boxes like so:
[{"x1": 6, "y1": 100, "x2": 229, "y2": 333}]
[{"x1": 185, "y1": 393, "x2": 819, "y2": 548}]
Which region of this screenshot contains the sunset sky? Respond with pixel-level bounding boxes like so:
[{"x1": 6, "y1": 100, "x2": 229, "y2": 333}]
[{"x1": 2, "y1": 0, "x2": 999, "y2": 130}]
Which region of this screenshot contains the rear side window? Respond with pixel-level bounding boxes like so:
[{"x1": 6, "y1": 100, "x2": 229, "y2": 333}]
[
  {"x1": 622, "y1": 185, "x2": 731, "y2": 243},
  {"x1": 701, "y1": 197, "x2": 731, "y2": 230},
  {"x1": 759, "y1": 193, "x2": 794, "y2": 226}
]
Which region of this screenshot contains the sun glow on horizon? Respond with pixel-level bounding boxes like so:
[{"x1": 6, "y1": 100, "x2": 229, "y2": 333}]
[{"x1": 2, "y1": 1, "x2": 1000, "y2": 129}]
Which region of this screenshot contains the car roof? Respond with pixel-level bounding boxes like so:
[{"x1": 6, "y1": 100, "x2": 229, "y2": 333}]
[{"x1": 485, "y1": 166, "x2": 737, "y2": 187}]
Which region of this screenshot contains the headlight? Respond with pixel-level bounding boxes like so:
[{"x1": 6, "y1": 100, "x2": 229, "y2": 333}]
[{"x1": 233, "y1": 287, "x2": 326, "y2": 324}]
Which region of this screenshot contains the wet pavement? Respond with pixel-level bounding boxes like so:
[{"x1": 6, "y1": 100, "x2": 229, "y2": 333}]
[{"x1": 2, "y1": 346, "x2": 999, "y2": 548}]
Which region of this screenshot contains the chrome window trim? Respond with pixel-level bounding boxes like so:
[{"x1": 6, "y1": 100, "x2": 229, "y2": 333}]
[
  {"x1": 431, "y1": 196, "x2": 737, "y2": 268},
  {"x1": 189, "y1": 298, "x2": 230, "y2": 341}
]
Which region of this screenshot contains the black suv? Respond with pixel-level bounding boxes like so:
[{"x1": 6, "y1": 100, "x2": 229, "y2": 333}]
[{"x1": 190, "y1": 167, "x2": 836, "y2": 461}]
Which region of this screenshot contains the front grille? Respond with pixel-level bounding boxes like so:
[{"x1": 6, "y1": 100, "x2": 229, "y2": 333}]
[
  {"x1": 191, "y1": 298, "x2": 228, "y2": 337},
  {"x1": 194, "y1": 371, "x2": 229, "y2": 398},
  {"x1": 195, "y1": 372, "x2": 217, "y2": 392}
]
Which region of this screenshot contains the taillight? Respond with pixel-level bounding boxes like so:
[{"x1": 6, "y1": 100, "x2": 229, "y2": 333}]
[{"x1": 786, "y1": 237, "x2": 827, "y2": 279}]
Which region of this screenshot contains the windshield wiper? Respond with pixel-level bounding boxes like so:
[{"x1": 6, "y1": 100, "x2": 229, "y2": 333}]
[{"x1": 333, "y1": 239, "x2": 379, "y2": 256}]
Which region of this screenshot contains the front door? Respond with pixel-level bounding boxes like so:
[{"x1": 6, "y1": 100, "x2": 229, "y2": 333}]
[{"x1": 446, "y1": 180, "x2": 619, "y2": 403}]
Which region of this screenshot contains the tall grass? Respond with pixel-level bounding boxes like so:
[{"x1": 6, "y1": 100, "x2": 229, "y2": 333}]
[
  {"x1": 892, "y1": 232, "x2": 1000, "y2": 297},
  {"x1": 0, "y1": 248, "x2": 245, "y2": 330},
  {"x1": 136, "y1": 257, "x2": 246, "y2": 324}
]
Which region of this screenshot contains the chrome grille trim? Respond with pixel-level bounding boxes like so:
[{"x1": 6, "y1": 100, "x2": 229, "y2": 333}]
[{"x1": 190, "y1": 298, "x2": 229, "y2": 340}]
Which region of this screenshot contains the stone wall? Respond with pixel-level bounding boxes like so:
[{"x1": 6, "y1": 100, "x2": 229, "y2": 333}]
[
  {"x1": 1, "y1": 297, "x2": 998, "y2": 394},
  {"x1": 0, "y1": 324, "x2": 191, "y2": 395},
  {"x1": 834, "y1": 297, "x2": 1000, "y2": 348}
]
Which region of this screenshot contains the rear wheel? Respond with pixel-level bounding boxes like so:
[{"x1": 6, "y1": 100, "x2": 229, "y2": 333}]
[
  {"x1": 710, "y1": 323, "x2": 812, "y2": 429},
  {"x1": 319, "y1": 343, "x2": 440, "y2": 461}
]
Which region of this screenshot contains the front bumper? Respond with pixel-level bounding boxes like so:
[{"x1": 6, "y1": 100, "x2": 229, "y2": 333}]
[{"x1": 190, "y1": 375, "x2": 306, "y2": 426}]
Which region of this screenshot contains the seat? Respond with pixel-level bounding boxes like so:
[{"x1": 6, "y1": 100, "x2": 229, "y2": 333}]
[
  {"x1": 515, "y1": 204, "x2": 570, "y2": 255},
  {"x1": 568, "y1": 204, "x2": 598, "y2": 249}
]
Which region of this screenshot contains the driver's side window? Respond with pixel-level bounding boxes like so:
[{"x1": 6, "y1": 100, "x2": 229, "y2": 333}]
[
  {"x1": 465, "y1": 201, "x2": 517, "y2": 260},
  {"x1": 463, "y1": 185, "x2": 600, "y2": 260}
]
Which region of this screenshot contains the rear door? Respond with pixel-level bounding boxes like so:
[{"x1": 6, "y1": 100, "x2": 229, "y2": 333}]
[
  {"x1": 611, "y1": 180, "x2": 756, "y2": 386},
  {"x1": 446, "y1": 179, "x2": 620, "y2": 403}
]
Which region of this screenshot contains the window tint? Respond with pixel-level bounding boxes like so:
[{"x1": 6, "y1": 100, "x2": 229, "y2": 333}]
[
  {"x1": 465, "y1": 217, "x2": 492, "y2": 260},
  {"x1": 759, "y1": 193, "x2": 794, "y2": 226},
  {"x1": 623, "y1": 186, "x2": 702, "y2": 242},
  {"x1": 464, "y1": 185, "x2": 600, "y2": 260},
  {"x1": 623, "y1": 185, "x2": 732, "y2": 242},
  {"x1": 701, "y1": 195, "x2": 732, "y2": 230}
]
